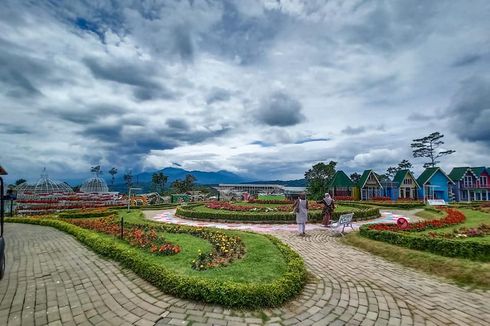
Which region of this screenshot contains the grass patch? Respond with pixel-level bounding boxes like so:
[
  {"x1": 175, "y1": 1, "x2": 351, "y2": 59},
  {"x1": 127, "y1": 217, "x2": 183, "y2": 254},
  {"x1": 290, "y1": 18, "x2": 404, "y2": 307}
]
[
  {"x1": 415, "y1": 209, "x2": 445, "y2": 220},
  {"x1": 343, "y1": 232, "x2": 490, "y2": 290}
]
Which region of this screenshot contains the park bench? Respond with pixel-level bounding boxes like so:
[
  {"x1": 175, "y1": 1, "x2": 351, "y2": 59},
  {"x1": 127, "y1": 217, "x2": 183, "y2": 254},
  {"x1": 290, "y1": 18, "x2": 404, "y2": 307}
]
[{"x1": 329, "y1": 213, "x2": 354, "y2": 235}]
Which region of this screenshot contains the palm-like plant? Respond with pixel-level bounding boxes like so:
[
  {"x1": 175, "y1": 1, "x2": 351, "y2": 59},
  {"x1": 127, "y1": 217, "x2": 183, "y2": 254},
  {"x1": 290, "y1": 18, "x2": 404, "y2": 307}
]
[
  {"x1": 109, "y1": 167, "x2": 118, "y2": 185},
  {"x1": 152, "y1": 172, "x2": 168, "y2": 194}
]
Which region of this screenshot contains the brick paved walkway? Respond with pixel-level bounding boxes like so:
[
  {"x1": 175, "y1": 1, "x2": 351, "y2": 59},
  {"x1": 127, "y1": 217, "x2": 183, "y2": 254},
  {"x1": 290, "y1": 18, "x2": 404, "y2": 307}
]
[{"x1": 1, "y1": 224, "x2": 489, "y2": 325}]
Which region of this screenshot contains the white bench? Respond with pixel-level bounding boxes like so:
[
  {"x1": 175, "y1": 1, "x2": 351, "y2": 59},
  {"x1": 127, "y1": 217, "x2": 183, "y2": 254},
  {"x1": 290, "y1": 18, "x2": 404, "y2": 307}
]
[{"x1": 329, "y1": 213, "x2": 354, "y2": 235}]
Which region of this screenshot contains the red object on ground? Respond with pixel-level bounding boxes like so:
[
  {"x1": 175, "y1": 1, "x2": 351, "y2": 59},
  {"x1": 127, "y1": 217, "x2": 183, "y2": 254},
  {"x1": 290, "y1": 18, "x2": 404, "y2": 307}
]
[{"x1": 397, "y1": 217, "x2": 409, "y2": 230}]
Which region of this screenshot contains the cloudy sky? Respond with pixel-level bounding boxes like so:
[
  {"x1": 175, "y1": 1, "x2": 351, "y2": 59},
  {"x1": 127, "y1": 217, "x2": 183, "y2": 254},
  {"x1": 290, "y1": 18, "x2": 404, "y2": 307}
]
[{"x1": 1, "y1": 0, "x2": 489, "y2": 183}]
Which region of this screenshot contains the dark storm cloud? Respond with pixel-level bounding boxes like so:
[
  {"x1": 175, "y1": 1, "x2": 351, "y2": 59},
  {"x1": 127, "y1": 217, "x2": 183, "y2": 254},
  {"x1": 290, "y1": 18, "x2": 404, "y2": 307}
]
[
  {"x1": 295, "y1": 138, "x2": 330, "y2": 144},
  {"x1": 46, "y1": 104, "x2": 128, "y2": 124},
  {"x1": 0, "y1": 47, "x2": 50, "y2": 98},
  {"x1": 84, "y1": 57, "x2": 159, "y2": 89},
  {"x1": 206, "y1": 88, "x2": 231, "y2": 104},
  {"x1": 173, "y1": 25, "x2": 194, "y2": 63},
  {"x1": 166, "y1": 118, "x2": 190, "y2": 130},
  {"x1": 407, "y1": 113, "x2": 437, "y2": 121},
  {"x1": 204, "y1": 1, "x2": 284, "y2": 65},
  {"x1": 255, "y1": 92, "x2": 305, "y2": 127},
  {"x1": 451, "y1": 54, "x2": 482, "y2": 67},
  {"x1": 0, "y1": 123, "x2": 31, "y2": 134},
  {"x1": 446, "y1": 77, "x2": 490, "y2": 147},
  {"x1": 342, "y1": 126, "x2": 366, "y2": 135}
]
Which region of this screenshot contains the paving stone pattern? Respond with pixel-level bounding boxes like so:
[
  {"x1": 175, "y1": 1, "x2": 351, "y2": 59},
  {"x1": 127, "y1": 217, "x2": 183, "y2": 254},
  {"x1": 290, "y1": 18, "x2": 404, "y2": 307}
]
[{"x1": 1, "y1": 224, "x2": 489, "y2": 326}]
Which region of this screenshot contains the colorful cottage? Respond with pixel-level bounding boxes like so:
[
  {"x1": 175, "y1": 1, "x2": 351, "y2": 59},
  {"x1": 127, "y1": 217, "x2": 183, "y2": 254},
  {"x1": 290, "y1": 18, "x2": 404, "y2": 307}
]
[
  {"x1": 327, "y1": 171, "x2": 355, "y2": 198},
  {"x1": 356, "y1": 170, "x2": 383, "y2": 200},
  {"x1": 417, "y1": 167, "x2": 453, "y2": 202},
  {"x1": 392, "y1": 169, "x2": 420, "y2": 200},
  {"x1": 448, "y1": 167, "x2": 489, "y2": 202}
]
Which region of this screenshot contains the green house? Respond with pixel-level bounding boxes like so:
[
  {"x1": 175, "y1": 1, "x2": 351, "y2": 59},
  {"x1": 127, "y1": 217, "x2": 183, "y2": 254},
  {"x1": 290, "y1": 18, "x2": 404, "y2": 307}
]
[
  {"x1": 356, "y1": 170, "x2": 383, "y2": 201},
  {"x1": 327, "y1": 171, "x2": 354, "y2": 198},
  {"x1": 392, "y1": 169, "x2": 420, "y2": 200}
]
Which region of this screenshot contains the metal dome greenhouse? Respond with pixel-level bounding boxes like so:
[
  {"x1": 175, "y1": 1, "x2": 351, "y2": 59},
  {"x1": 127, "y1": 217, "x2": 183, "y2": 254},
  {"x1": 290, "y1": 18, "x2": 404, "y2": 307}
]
[
  {"x1": 80, "y1": 176, "x2": 109, "y2": 193},
  {"x1": 33, "y1": 170, "x2": 74, "y2": 194}
]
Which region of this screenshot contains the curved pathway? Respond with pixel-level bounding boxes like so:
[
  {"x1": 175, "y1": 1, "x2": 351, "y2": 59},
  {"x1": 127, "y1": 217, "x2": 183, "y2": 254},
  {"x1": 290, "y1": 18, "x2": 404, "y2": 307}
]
[{"x1": 1, "y1": 222, "x2": 489, "y2": 325}]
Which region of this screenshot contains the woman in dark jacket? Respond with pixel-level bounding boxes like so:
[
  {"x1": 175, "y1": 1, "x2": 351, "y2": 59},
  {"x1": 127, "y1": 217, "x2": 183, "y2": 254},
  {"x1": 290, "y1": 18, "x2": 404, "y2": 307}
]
[{"x1": 318, "y1": 193, "x2": 335, "y2": 227}]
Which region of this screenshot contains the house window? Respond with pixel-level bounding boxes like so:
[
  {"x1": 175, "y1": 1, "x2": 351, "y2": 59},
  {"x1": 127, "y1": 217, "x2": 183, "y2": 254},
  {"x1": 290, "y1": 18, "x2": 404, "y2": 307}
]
[
  {"x1": 480, "y1": 176, "x2": 488, "y2": 186},
  {"x1": 464, "y1": 175, "x2": 473, "y2": 187},
  {"x1": 403, "y1": 178, "x2": 412, "y2": 185}
]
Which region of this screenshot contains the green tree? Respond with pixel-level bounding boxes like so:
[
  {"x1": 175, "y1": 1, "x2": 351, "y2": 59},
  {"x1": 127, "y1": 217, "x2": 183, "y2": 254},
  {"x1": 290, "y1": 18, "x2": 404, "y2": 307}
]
[
  {"x1": 151, "y1": 172, "x2": 168, "y2": 194},
  {"x1": 305, "y1": 161, "x2": 337, "y2": 200},
  {"x1": 108, "y1": 167, "x2": 118, "y2": 185},
  {"x1": 172, "y1": 174, "x2": 197, "y2": 193},
  {"x1": 123, "y1": 170, "x2": 133, "y2": 194},
  {"x1": 411, "y1": 132, "x2": 455, "y2": 168},
  {"x1": 15, "y1": 178, "x2": 26, "y2": 185},
  {"x1": 349, "y1": 172, "x2": 361, "y2": 184},
  {"x1": 386, "y1": 159, "x2": 414, "y2": 178}
]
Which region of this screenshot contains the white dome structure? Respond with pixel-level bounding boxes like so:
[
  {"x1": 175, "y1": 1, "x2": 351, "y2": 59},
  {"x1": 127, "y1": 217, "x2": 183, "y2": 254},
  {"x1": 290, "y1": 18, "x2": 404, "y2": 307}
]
[
  {"x1": 33, "y1": 170, "x2": 74, "y2": 194},
  {"x1": 80, "y1": 176, "x2": 109, "y2": 193}
]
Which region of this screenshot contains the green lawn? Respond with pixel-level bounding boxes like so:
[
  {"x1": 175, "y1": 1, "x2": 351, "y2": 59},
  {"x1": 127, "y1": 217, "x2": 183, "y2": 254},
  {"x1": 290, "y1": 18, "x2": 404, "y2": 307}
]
[
  {"x1": 117, "y1": 210, "x2": 288, "y2": 283},
  {"x1": 417, "y1": 209, "x2": 490, "y2": 243},
  {"x1": 343, "y1": 232, "x2": 490, "y2": 290},
  {"x1": 415, "y1": 208, "x2": 445, "y2": 220}
]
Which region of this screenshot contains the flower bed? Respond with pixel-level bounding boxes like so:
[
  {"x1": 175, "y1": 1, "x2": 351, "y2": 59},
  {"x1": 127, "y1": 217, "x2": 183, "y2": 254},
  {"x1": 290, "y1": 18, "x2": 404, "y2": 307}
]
[
  {"x1": 341, "y1": 200, "x2": 425, "y2": 209},
  {"x1": 205, "y1": 200, "x2": 323, "y2": 212},
  {"x1": 334, "y1": 196, "x2": 353, "y2": 201},
  {"x1": 248, "y1": 199, "x2": 293, "y2": 204},
  {"x1": 177, "y1": 204, "x2": 380, "y2": 223},
  {"x1": 368, "y1": 208, "x2": 465, "y2": 232},
  {"x1": 7, "y1": 217, "x2": 307, "y2": 308},
  {"x1": 359, "y1": 209, "x2": 490, "y2": 261},
  {"x1": 68, "y1": 217, "x2": 181, "y2": 256},
  {"x1": 428, "y1": 224, "x2": 490, "y2": 239}
]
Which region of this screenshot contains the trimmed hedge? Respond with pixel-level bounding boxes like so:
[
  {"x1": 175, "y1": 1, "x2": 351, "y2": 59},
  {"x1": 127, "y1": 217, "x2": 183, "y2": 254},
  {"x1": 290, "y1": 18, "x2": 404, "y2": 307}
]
[
  {"x1": 7, "y1": 218, "x2": 307, "y2": 308},
  {"x1": 57, "y1": 210, "x2": 114, "y2": 219},
  {"x1": 340, "y1": 201, "x2": 425, "y2": 209},
  {"x1": 359, "y1": 226, "x2": 490, "y2": 262},
  {"x1": 176, "y1": 205, "x2": 380, "y2": 223}
]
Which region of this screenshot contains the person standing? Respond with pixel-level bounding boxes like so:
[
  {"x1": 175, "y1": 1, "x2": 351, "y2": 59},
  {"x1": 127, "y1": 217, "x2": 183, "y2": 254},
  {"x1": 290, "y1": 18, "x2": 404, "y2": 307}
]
[
  {"x1": 319, "y1": 193, "x2": 335, "y2": 227},
  {"x1": 293, "y1": 193, "x2": 308, "y2": 236}
]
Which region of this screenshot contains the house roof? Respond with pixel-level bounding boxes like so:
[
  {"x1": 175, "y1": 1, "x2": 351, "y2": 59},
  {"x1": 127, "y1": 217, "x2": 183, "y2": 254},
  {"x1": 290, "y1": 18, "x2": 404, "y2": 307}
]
[
  {"x1": 448, "y1": 167, "x2": 473, "y2": 181},
  {"x1": 328, "y1": 171, "x2": 354, "y2": 188},
  {"x1": 417, "y1": 167, "x2": 453, "y2": 185},
  {"x1": 393, "y1": 169, "x2": 420, "y2": 187},
  {"x1": 357, "y1": 170, "x2": 382, "y2": 188},
  {"x1": 471, "y1": 167, "x2": 487, "y2": 176}
]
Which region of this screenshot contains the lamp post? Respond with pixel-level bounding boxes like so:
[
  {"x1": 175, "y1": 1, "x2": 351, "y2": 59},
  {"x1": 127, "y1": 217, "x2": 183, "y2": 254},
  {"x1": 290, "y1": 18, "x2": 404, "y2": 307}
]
[
  {"x1": 127, "y1": 187, "x2": 142, "y2": 212},
  {"x1": 0, "y1": 165, "x2": 8, "y2": 280}
]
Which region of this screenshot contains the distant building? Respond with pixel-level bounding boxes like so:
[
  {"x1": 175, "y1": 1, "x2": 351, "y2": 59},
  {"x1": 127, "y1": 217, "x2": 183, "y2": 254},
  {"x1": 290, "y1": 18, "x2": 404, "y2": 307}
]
[
  {"x1": 216, "y1": 184, "x2": 305, "y2": 200},
  {"x1": 417, "y1": 167, "x2": 453, "y2": 202},
  {"x1": 448, "y1": 167, "x2": 489, "y2": 202}
]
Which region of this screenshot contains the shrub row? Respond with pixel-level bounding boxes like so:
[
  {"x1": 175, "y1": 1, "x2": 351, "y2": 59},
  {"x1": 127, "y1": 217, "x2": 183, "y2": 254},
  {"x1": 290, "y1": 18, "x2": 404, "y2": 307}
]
[
  {"x1": 176, "y1": 205, "x2": 380, "y2": 223},
  {"x1": 57, "y1": 210, "x2": 114, "y2": 219},
  {"x1": 7, "y1": 218, "x2": 307, "y2": 308},
  {"x1": 359, "y1": 227, "x2": 490, "y2": 261},
  {"x1": 340, "y1": 200, "x2": 425, "y2": 209}
]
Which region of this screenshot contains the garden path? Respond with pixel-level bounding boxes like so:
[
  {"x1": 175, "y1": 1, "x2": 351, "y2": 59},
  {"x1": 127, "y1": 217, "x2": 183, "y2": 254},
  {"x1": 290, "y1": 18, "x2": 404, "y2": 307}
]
[{"x1": 1, "y1": 222, "x2": 489, "y2": 326}]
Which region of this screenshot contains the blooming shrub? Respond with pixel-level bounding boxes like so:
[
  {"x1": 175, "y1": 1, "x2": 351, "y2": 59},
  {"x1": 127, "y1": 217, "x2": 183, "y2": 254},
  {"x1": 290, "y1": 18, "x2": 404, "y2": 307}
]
[
  {"x1": 205, "y1": 200, "x2": 324, "y2": 212},
  {"x1": 68, "y1": 217, "x2": 181, "y2": 256},
  {"x1": 368, "y1": 208, "x2": 465, "y2": 232},
  {"x1": 428, "y1": 224, "x2": 490, "y2": 239},
  {"x1": 334, "y1": 196, "x2": 353, "y2": 201},
  {"x1": 248, "y1": 199, "x2": 293, "y2": 204},
  {"x1": 190, "y1": 229, "x2": 245, "y2": 270}
]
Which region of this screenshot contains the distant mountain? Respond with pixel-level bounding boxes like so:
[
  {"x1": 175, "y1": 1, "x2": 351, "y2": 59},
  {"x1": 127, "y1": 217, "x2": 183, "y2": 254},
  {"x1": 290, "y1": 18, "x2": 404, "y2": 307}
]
[
  {"x1": 244, "y1": 179, "x2": 307, "y2": 187},
  {"x1": 107, "y1": 167, "x2": 253, "y2": 192}
]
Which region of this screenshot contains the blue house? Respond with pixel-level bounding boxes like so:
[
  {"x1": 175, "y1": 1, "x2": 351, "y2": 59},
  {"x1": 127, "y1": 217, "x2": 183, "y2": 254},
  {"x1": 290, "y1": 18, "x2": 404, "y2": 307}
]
[{"x1": 416, "y1": 167, "x2": 454, "y2": 202}]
